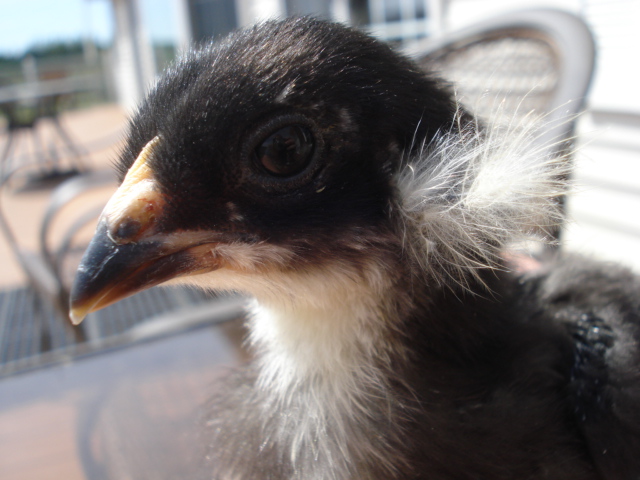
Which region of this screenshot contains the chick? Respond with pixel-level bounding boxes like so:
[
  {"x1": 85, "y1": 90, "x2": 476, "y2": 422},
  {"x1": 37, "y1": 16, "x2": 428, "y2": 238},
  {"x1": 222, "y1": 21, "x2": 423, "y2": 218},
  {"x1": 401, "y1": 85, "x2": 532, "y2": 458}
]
[{"x1": 70, "y1": 18, "x2": 640, "y2": 480}]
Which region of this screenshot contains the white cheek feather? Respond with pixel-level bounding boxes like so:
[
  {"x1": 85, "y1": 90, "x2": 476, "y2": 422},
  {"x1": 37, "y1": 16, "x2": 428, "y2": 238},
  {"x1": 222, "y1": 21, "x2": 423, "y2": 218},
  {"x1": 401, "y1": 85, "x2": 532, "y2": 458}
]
[
  {"x1": 181, "y1": 249, "x2": 393, "y2": 381},
  {"x1": 396, "y1": 111, "x2": 571, "y2": 289},
  {"x1": 177, "y1": 245, "x2": 399, "y2": 479},
  {"x1": 175, "y1": 241, "x2": 394, "y2": 377}
]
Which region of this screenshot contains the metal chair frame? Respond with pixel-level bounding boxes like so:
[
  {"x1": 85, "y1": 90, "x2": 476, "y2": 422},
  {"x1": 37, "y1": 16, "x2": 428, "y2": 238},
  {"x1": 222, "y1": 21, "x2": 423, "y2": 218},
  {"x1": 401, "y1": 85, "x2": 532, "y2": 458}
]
[{"x1": 404, "y1": 8, "x2": 596, "y2": 157}]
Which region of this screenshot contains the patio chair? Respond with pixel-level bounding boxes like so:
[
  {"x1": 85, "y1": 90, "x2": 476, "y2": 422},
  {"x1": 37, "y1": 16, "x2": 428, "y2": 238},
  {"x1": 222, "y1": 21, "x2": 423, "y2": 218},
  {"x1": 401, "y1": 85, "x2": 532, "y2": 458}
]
[
  {"x1": 0, "y1": 168, "x2": 116, "y2": 348},
  {"x1": 404, "y1": 9, "x2": 595, "y2": 245},
  {"x1": 405, "y1": 8, "x2": 595, "y2": 158},
  {"x1": 0, "y1": 74, "x2": 93, "y2": 189}
]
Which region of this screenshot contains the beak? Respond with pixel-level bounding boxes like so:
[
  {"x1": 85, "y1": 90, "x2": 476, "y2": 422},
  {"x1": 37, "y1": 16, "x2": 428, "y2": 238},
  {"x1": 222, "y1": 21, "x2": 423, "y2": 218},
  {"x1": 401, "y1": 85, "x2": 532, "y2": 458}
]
[
  {"x1": 69, "y1": 136, "x2": 219, "y2": 325},
  {"x1": 68, "y1": 221, "x2": 218, "y2": 325}
]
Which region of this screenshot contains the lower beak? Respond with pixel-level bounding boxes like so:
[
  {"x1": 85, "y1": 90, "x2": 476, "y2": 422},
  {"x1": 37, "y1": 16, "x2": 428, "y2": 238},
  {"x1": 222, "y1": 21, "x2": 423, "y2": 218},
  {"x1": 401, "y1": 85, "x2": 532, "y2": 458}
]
[{"x1": 69, "y1": 220, "x2": 218, "y2": 325}]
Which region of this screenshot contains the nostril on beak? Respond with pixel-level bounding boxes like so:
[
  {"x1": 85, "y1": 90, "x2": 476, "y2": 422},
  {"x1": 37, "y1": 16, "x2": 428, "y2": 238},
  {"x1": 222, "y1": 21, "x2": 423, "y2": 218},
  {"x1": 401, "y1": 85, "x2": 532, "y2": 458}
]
[
  {"x1": 107, "y1": 197, "x2": 161, "y2": 245},
  {"x1": 112, "y1": 217, "x2": 143, "y2": 243},
  {"x1": 102, "y1": 134, "x2": 165, "y2": 245}
]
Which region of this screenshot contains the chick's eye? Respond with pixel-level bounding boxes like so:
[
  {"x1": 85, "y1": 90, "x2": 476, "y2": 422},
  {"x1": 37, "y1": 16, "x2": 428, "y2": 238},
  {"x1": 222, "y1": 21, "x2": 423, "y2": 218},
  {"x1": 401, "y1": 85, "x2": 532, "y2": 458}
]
[{"x1": 255, "y1": 125, "x2": 314, "y2": 176}]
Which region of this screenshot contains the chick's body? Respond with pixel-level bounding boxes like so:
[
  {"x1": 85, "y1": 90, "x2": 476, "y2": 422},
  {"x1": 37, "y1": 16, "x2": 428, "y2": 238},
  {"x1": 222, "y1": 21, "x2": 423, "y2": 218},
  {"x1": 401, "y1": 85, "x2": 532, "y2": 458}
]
[{"x1": 70, "y1": 18, "x2": 640, "y2": 480}]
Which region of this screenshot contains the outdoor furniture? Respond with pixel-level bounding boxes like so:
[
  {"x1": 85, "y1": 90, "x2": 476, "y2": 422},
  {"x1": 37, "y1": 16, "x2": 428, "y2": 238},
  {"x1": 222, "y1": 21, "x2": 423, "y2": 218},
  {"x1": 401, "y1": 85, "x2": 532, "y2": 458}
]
[
  {"x1": 405, "y1": 8, "x2": 595, "y2": 158},
  {"x1": 0, "y1": 170, "x2": 115, "y2": 342},
  {"x1": 0, "y1": 74, "x2": 101, "y2": 188},
  {"x1": 404, "y1": 8, "x2": 595, "y2": 243},
  {"x1": 0, "y1": 316, "x2": 247, "y2": 480}
]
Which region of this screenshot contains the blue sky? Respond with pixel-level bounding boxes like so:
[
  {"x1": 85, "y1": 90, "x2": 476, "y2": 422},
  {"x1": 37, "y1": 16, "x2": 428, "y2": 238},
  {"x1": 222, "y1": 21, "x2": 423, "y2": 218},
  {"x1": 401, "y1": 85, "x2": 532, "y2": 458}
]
[
  {"x1": 0, "y1": 0, "x2": 113, "y2": 55},
  {"x1": 0, "y1": 0, "x2": 176, "y2": 56}
]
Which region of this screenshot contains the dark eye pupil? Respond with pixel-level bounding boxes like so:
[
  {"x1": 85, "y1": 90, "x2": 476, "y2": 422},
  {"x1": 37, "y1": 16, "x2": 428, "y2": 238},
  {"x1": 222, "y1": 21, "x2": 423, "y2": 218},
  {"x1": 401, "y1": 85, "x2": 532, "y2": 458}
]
[{"x1": 256, "y1": 125, "x2": 314, "y2": 176}]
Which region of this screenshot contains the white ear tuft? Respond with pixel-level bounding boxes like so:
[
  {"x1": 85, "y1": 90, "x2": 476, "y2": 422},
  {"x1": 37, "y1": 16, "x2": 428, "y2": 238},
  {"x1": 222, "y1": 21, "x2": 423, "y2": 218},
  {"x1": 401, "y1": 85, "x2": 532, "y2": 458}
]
[{"x1": 396, "y1": 109, "x2": 572, "y2": 289}]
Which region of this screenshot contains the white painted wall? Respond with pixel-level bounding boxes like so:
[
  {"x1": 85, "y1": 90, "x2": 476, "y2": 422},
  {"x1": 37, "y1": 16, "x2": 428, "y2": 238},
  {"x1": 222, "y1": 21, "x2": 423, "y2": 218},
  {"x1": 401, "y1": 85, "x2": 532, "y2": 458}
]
[
  {"x1": 111, "y1": 0, "x2": 157, "y2": 111},
  {"x1": 236, "y1": 0, "x2": 287, "y2": 26}
]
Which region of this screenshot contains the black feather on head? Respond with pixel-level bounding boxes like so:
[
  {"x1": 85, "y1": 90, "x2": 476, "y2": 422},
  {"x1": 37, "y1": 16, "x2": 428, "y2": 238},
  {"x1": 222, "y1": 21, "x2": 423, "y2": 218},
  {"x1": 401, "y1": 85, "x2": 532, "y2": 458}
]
[{"x1": 117, "y1": 17, "x2": 458, "y2": 240}]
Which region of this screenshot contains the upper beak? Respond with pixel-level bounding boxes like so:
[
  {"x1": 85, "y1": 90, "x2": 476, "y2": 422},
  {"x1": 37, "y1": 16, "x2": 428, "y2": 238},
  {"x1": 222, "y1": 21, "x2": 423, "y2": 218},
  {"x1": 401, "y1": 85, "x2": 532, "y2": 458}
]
[
  {"x1": 69, "y1": 136, "x2": 219, "y2": 325},
  {"x1": 68, "y1": 220, "x2": 217, "y2": 325}
]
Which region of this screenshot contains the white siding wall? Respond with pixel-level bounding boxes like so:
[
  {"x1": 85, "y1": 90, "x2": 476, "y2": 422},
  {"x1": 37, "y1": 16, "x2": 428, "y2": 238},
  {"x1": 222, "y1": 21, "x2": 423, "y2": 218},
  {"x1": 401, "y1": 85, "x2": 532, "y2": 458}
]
[{"x1": 111, "y1": 0, "x2": 157, "y2": 111}]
